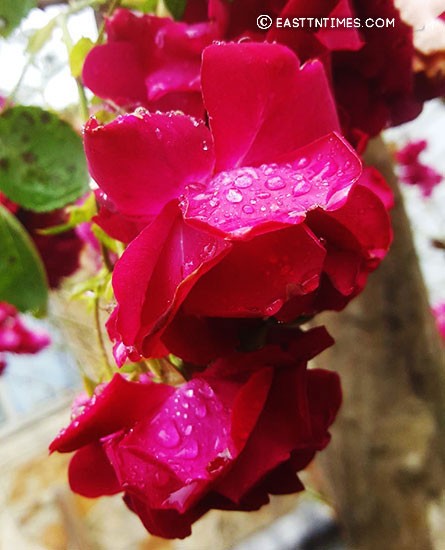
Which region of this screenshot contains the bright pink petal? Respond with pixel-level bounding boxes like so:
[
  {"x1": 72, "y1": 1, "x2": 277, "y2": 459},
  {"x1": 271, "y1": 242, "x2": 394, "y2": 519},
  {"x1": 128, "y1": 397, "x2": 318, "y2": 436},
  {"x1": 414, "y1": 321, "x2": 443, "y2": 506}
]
[
  {"x1": 49, "y1": 374, "x2": 174, "y2": 453},
  {"x1": 182, "y1": 133, "x2": 362, "y2": 239},
  {"x1": 182, "y1": 224, "x2": 326, "y2": 318},
  {"x1": 69, "y1": 442, "x2": 121, "y2": 497},
  {"x1": 84, "y1": 111, "x2": 214, "y2": 218},
  {"x1": 105, "y1": 378, "x2": 235, "y2": 513},
  {"x1": 201, "y1": 42, "x2": 340, "y2": 171}
]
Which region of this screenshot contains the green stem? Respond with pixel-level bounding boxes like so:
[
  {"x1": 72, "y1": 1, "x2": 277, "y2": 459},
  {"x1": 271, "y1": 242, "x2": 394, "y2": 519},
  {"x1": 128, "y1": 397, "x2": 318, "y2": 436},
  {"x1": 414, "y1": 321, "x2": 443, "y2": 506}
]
[
  {"x1": 60, "y1": 15, "x2": 90, "y2": 122},
  {"x1": 94, "y1": 296, "x2": 114, "y2": 380},
  {"x1": 96, "y1": 0, "x2": 121, "y2": 44}
]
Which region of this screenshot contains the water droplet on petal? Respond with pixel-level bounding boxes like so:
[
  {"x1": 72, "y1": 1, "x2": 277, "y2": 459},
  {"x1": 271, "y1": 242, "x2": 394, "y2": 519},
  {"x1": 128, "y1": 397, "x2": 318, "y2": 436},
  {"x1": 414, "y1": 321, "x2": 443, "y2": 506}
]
[
  {"x1": 226, "y1": 188, "x2": 243, "y2": 203},
  {"x1": 209, "y1": 198, "x2": 220, "y2": 208},
  {"x1": 154, "y1": 470, "x2": 170, "y2": 487},
  {"x1": 157, "y1": 420, "x2": 180, "y2": 448},
  {"x1": 184, "y1": 425, "x2": 193, "y2": 436},
  {"x1": 297, "y1": 157, "x2": 310, "y2": 168},
  {"x1": 266, "y1": 176, "x2": 286, "y2": 190},
  {"x1": 265, "y1": 298, "x2": 284, "y2": 316},
  {"x1": 242, "y1": 205, "x2": 254, "y2": 214},
  {"x1": 176, "y1": 440, "x2": 199, "y2": 459},
  {"x1": 185, "y1": 389, "x2": 194, "y2": 397},
  {"x1": 195, "y1": 403, "x2": 207, "y2": 418},
  {"x1": 235, "y1": 174, "x2": 253, "y2": 188},
  {"x1": 293, "y1": 180, "x2": 312, "y2": 196},
  {"x1": 257, "y1": 192, "x2": 271, "y2": 199},
  {"x1": 198, "y1": 384, "x2": 214, "y2": 398}
]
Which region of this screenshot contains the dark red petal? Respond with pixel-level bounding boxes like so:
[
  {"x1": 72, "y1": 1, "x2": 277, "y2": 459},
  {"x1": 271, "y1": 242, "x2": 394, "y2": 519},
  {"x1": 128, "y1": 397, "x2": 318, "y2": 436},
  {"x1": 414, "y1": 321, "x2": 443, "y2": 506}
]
[
  {"x1": 182, "y1": 224, "x2": 326, "y2": 318},
  {"x1": 50, "y1": 374, "x2": 174, "y2": 453},
  {"x1": 68, "y1": 442, "x2": 121, "y2": 498},
  {"x1": 112, "y1": 203, "x2": 231, "y2": 356}
]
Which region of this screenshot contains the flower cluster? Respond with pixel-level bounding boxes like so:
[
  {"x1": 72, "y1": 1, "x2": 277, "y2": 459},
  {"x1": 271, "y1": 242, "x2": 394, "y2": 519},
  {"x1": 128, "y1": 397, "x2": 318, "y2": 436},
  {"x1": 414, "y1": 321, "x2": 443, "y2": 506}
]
[
  {"x1": 0, "y1": 302, "x2": 50, "y2": 374},
  {"x1": 51, "y1": 327, "x2": 340, "y2": 539},
  {"x1": 51, "y1": 4, "x2": 402, "y2": 540}
]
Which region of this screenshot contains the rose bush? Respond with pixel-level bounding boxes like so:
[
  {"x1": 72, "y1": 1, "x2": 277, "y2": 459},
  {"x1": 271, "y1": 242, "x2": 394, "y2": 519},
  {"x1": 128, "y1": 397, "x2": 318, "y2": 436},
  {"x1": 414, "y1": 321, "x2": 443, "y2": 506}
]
[{"x1": 50, "y1": 327, "x2": 341, "y2": 538}]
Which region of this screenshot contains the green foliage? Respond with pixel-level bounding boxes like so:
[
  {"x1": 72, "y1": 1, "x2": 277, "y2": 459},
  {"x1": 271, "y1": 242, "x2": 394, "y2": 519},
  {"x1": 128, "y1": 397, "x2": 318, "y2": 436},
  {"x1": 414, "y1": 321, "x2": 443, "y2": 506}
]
[
  {"x1": 164, "y1": 0, "x2": 187, "y2": 20},
  {"x1": 121, "y1": 0, "x2": 157, "y2": 13},
  {"x1": 0, "y1": 0, "x2": 36, "y2": 37},
  {"x1": 0, "y1": 204, "x2": 48, "y2": 313},
  {"x1": 0, "y1": 106, "x2": 89, "y2": 212},
  {"x1": 69, "y1": 37, "x2": 94, "y2": 78},
  {"x1": 39, "y1": 192, "x2": 96, "y2": 235}
]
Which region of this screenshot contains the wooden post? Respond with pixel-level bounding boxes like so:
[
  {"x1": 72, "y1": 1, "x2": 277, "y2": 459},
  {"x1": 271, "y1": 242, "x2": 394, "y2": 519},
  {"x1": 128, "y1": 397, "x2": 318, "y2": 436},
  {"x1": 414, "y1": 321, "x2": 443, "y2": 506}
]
[{"x1": 316, "y1": 137, "x2": 445, "y2": 550}]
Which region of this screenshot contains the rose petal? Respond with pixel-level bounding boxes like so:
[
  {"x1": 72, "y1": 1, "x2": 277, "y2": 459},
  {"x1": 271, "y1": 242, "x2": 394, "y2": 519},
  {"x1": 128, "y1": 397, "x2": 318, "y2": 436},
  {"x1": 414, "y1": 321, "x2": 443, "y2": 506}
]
[
  {"x1": 69, "y1": 442, "x2": 121, "y2": 497},
  {"x1": 182, "y1": 133, "x2": 362, "y2": 238},
  {"x1": 201, "y1": 42, "x2": 340, "y2": 171},
  {"x1": 112, "y1": 203, "x2": 231, "y2": 357},
  {"x1": 84, "y1": 110, "x2": 214, "y2": 218},
  {"x1": 49, "y1": 374, "x2": 174, "y2": 453},
  {"x1": 182, "y1": 224, "x2": 326, "y2": 318}
]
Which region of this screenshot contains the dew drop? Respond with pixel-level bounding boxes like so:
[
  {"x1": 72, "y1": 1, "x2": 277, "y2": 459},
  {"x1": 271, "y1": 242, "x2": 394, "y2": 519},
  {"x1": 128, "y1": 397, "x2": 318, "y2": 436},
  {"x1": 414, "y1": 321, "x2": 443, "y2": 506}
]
[
  {"x1": 257, "y1": 192, "x2": 271, "y2": 199},
  {"x1": 157, "y1": 421, "x2": 180, "y2": 448},
  {"x1": 293, "y1": 180, "x2": 312, "y2": 196},
  {"x1": 297, "y1": 157, "x2": 310, "y2": 168},
  {"x1": 198, "y1": 384, "x2": 215, "y2": 398},
  {"x1": 176, "y1": 440, "x2": 199, "y2": 459},
  {"x1": 265, "y1": 298, "x2": 284, "y2": 316},
  {"x1": 266, "y1": 176, "x2": 286, "y2": 190},
  {"x1": 235, "y1": 174, "x2": 253, "y2": 188},
  {"x1": 226, "y1": 188, "x2": 243, "y2": 203},
  {"x1": 195, "y1": 403, "x2": 207, "y2": 418},
  {"x1": 203, "y1": 242, "x2": 216, "y2": 256},
  {"x1": 242, "y1": 205, "x2": 254, "y2": 214},
  {"x1": 184, "y1": 425, "x2": 193, "y2": 436},
  {"x1": 154, "y1": 470, "x2": 170, "y2": 487},
  {"x1": 209, "y1": 198, "x2": 220, "y2": 208}
]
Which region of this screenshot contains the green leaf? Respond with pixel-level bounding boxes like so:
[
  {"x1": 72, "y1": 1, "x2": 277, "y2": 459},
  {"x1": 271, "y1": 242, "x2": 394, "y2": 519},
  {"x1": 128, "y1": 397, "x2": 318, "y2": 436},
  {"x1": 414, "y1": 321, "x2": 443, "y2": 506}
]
[
  {"x1": 26, "y1": 17, "x2": 56, "y2": 54},
  {"x1": 0, "y1": 106, "x2": 89, "y2": 212},
  {"x1": 0, "y1": 0, "x2": 36, "y2": 37},
  {"x1": 0, "y1": 204, "x2": 48, "y2": 313},
  {"x1": 121, "y1": 0, "x2": 157, "y2": 13},
  {"x1": 69, "y1": 37, "x2": 94, "y2": 78},
  {"x1": 164, "y1": 0, "x2": 187, "y2": 20}
]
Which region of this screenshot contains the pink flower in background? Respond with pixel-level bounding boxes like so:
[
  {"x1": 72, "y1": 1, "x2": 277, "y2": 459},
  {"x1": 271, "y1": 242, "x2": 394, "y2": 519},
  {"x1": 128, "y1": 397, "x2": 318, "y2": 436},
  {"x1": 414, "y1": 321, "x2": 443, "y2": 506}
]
[
  {"x1": 396, "y1": 139, "x2": 443, "y2": 197},
  {"x1": 432, "y1": 302, "x2": 445, "y2": 341},
  {"x1": 82, "y1": 8, "x2": 221, "y2": 118},
  {"x1": 0, "y1": 302, "x2": 50, "y2": 374},
  {"x1": 83, "y1": 42, "x2": 392, "y2": 364},
  {"x1": 50, "y1": 327, "x2": 341, "y2": 539}
]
